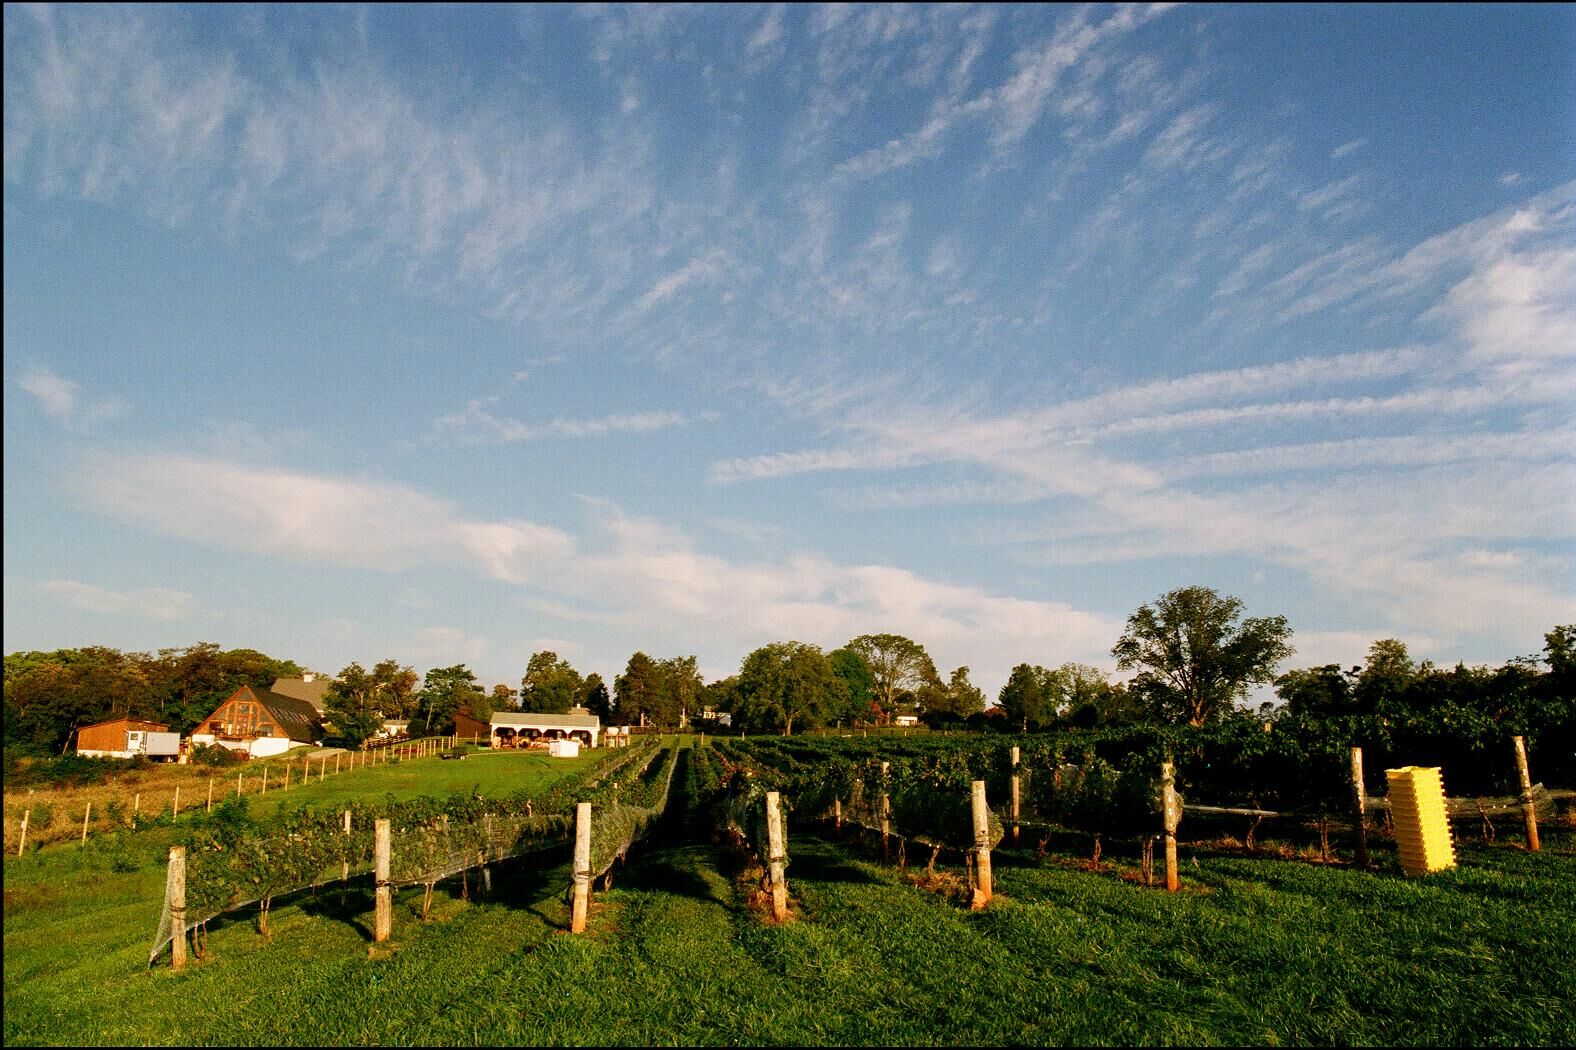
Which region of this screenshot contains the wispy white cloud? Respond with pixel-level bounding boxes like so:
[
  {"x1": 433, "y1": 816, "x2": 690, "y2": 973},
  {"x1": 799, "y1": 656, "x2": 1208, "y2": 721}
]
[
  {"x1": 37, "y1": 579, "x2": 194, "y2": 621},
  {"x1": 16, "y1": 365, "x2": 125, "y2": 427}
]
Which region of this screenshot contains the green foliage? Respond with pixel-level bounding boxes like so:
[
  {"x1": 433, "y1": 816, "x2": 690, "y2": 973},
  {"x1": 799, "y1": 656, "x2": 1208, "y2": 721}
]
[
  {"x1": 1112, "y1": 586, "x2": 1294, "y2": 727},
  {"x1": 844, "y1": 633, "x2": 938, "y2": 722},
  {"x1": 3, "y1": 751, "x2": 152, "y2": 787},
  {"x1": 521, "y1": 651, "x2": 584, "y2": 714},
  {"x1": 414, "y1": 665, "x2": 483, "y2": 736},
  {"x1": 998, "y1": 663, "x2": 1062, "y2": 731},
  {"x1": 733, "y1": 641, "x2": 845, "y2": 736}
]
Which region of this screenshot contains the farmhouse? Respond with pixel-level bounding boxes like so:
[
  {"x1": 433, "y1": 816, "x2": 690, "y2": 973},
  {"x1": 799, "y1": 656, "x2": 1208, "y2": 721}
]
[
  {"x1": 265, "y1": 674, "x2": 330, "y2": 713},
  {"x1": 75, "y1": 717, "x2": 181, "y2": 760},
  {"x1": 188, "y1": 684, "x2": 325, "y2": 758},
  {"x1": 490, "y1": 709, "x2": 602, "y2": 749}
]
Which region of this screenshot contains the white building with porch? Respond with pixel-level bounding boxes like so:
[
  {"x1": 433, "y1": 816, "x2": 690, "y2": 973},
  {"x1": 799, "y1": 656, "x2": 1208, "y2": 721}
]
[{"x1": 489, "y1": 710, "x2": 602, "y2": 748}]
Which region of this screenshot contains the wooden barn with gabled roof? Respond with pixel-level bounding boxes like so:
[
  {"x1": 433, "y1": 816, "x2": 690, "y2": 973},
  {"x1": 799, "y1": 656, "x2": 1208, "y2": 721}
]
[{"x1": 188, "y1": 684, "x2": 325, "y2": 758}]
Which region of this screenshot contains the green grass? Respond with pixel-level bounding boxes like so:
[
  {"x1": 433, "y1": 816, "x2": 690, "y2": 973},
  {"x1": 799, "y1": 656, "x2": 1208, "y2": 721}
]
[
  {"x1": 5, "y1": 748, "x2": 1573, "y2": 1046},
  {"x1": 243, "y1": 748, "x2": 609, "y2": 819}
]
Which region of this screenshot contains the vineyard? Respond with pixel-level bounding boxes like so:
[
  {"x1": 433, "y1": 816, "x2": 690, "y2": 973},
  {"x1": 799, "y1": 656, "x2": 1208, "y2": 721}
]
[{"x1": 4, "y1": 730, "x2": 1574, "y2": 1046}]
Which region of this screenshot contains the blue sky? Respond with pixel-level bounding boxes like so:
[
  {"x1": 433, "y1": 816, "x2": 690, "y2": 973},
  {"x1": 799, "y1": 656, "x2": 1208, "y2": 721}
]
[{"x1": 5, "y1": 4, "x2": 1574, "y2": 698}]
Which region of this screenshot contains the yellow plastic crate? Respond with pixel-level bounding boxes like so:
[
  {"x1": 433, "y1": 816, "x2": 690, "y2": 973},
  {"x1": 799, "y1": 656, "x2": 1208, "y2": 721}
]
[{"x1": 1386, "y1": 766, "x2": 1456, "y2": 876}]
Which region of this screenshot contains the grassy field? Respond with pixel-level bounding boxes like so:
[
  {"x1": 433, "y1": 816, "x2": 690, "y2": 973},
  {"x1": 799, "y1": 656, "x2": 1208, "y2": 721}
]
[
  {"x1": 1, "y1": 743, "x2": 610, "y2": 852},
  {"x1": 4, "y1": 746, "x2": 1573, "y2": 1046}
]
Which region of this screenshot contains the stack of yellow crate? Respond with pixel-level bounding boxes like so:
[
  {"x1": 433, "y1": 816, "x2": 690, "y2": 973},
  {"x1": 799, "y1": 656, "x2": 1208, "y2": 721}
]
[{"x1": 1385, "y1": 766, "x2": 1456, "y2": 876}]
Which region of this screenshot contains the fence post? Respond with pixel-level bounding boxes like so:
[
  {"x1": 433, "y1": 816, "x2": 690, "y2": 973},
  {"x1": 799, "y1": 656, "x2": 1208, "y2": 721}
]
[
  {"x1": 335, "y1": 754, "x2": 341, "y2": 775},
  {"x1": 1011, "y1": 745, "x2": 1022, "y2": 844},
  {"x1": 971, "y1": 780, "x2": 993, "y2": 909},
  {"x1": 880, "y1": 761, "x2": 892, "y2": 862},
  {"x1": 262, "y1": 767, "x2": 269, "y2": 794},
  {"x1": 237, "y1": 771, "x2": 244, "y2": 798},
  {"x1": 1513, "y1": 736, "x2": 1541, "y2": 852},
  {"x1": 17, "y1": 791, "x2": 32, "y2": 856},
  {"x1": 374, "y1": 819, "x2": 392, "y2": 943},
  {"x1": 1162, "y1": 757, "x2": 1181, "y2": 892},
  {"x1": 833, "y1": 798, "x2": 842, "y2": 830},
  {"x1": 173, "y1": 786, "x2": 180, "y2": 819},
  {"x1": 81, "y1": 801, "x2": 91, "y2": 845},
  {"x1": 168, "y1": 846, "x2": 188, "y2": 971},
  {"x1": 571, "y1": 802, "x2": 593, "y2": 933},
  {"x1": 133, "y1": 791, "x2": 140, "y2": 827},
  {"x1": 1350, "y1": 746, "x2": 1369, "y2": 867},
  {"x1": 319, "y1": 759, "x2": 326, "y2": 784},
  {"x1": 342, "y1": 810, "x2": 352, "y2": 882},
  {"x1": 765, "y1": 791, "x2": 789, "y2": 922}
]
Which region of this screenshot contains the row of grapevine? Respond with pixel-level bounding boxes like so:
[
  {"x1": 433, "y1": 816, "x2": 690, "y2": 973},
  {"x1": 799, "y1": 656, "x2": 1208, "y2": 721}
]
[{"x1": 150, "y1": 741, "x2": 665, "y2": 963}]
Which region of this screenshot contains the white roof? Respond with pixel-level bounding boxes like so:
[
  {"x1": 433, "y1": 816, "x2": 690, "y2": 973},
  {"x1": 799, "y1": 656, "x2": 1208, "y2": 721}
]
[{"x1": 490, "y1": 712, "x2": 600, "y2": 729}]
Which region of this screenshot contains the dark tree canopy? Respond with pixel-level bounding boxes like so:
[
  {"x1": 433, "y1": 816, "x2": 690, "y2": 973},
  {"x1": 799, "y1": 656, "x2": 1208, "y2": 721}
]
[
  {"x1": 521, "y1": 651, "x2": 584, "y2": 714},
  {"x1": 734, "y1": 641, "x2": 845, "y2": 736},
  {"x1": 1112, "y1": 586, "x2": 1294, "y2": 727}
]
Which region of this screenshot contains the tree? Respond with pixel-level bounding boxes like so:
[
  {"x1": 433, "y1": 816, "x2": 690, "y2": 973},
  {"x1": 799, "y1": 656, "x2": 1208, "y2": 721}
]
[
  {"x1": 370, "y1": 659, "x2": 420, "y2": 719},
  {"x1": 1275, "y1": 664, "x2": 1355, "y2": 720},
  {"x1": 581, "y1": 673, "x2": 613, "y2": 721},
  {"x1": 491, "y1": 683, "x2": 518, "y2": 712},
  {"x1": 734, "y1": 641, "x2": 845, "y2": 736},
  {"x1": 657, "y1": 656, "x2": 703, "y2": 728},
  {"x1": 414, "y1": 665, "x2": 483, "y2": 736},
  {"x1": 925, "y1": 666, "x2": 986, "y2": 720},
  {"x1": 1112, "y1": 586, "x2": 1294, "y2": 727},
  {"x1": 324, "y1": 662, "x2": 385, "y2": 746},
  {"x1": 614, "y1": 652, "x2": 662, "y2": 727},
  {"x1": 1355, "y1": 638, "x2": 1415, "y2": 716},
  {"x1": 1059, "y1": 663, "x2": 1139, "y2": 727},
  {"x1": 827, "y1": 647, "x2": 876, "y2": 725},
  {"x1": 521, "y1": 651, "x2": 583, "y2": 714},
  {"x1": 998, "y1": 664, "x2": 1061, "y2": 732},
  {"x1": 844, "y1": 633, "x2": 938, "y2": 724}
]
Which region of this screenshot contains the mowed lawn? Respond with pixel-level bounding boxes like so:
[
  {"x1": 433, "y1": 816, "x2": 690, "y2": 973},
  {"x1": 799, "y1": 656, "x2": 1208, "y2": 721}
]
[{"x1": 5, "y1": 749, "x2": 1574, "y2": 1046}]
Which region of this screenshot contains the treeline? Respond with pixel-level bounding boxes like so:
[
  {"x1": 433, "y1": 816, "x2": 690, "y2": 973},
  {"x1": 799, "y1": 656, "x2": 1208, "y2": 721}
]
[
  {"x1": 4, "y1": 643, "x2": 304, "y2": 755},
  {"x1": 6, "y1": 586, "x2": 1573, "y2": 770}
]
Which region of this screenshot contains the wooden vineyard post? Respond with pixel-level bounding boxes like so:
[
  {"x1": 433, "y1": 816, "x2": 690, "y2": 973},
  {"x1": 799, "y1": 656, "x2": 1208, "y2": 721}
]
[
  {"x1": 262, "y1": 767, "x2": 268, "y2": 794},
  {"x1": 284, "y1": 763, "x2": 291, "y2": 790},
  {"x1": 172, "y1": 786, "x2": 180, "y2": 819},
  {"x1": 1350, "y1": 746, "x2": 1369, "y2": 868},
  {"x1": 1011, "y1": 745, "x2": 1022, "y2": 844},
  {"x1": 1513, "y1": 736, "x2": 1540, "y2": 852},
  {"x1": 971, "y1": 780, "x2": 993, "y2": 909},
  {"x1": 765, "y1": 791, "x2": 789, "y2": 922},
  {"x1": 374, "y1": 819, "x2": 392, "y2": 943},
  {"x1": 1162, "y1": 757, "x2": 1181, "y2": 893},
  {"x1": 319, "y1": 760, "x2": 326, "y2": 784},
  {"x1": 81, "y1": 801, "x2": 91, "y2": 845},
  {"x1": 207, "y1": 778, "x2": 214, "y2": 812},
  {"x1": 342, "y1": 810, "x2": 352, "y2": 882},
  {"x1": 133, "y1": 791, "x2": 140, "y2": 827},
  {"x1": 18, "y1": 790, "x2": 33, "y2": 855},
  {"x1": 571, "y1": 802, "x2": 593, "y2": 934},
  {"x1": 237, "y1": 771, "x2": 244, "y2": 798},
  {"x1": 335, "y1": 754, "x2": 341, "y2": 775},
  {"x1": 880, "y1": 761, "x2": 892, "y2": 862},
  {"x1": 833, "y1": 798, "x2": 842, "y2": 830},
  {"x1": 168, "y1": 846, "x2": 188, "y2": 972}
]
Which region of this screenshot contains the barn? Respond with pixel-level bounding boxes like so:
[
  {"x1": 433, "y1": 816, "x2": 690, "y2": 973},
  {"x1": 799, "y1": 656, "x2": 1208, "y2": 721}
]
[
  {"x1": 76, "y1": 717, "x2": 181, "y2": 760},
  {"x1": 187, "y1": 684, "x2": 324, "y2": 758},
  {"x1": 489, "y1": 710, "x2": 603, "y2": 749}
]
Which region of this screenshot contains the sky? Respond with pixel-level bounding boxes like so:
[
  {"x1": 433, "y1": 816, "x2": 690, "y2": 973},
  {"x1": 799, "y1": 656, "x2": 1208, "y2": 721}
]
[{"x1": 4, "y1": 3, "x2": 1574, "y2": 700}]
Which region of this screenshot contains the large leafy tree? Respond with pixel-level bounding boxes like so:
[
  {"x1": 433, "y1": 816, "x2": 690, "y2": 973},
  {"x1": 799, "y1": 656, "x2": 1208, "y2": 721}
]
[
  {"x1": 414, "y1": 665, "x2": 483, "y2": 736},
  {"x1": 1112, "y1": 586, "x2": 1294, "y2": 727},
  {"x1": 998, "y1": 663, "x2": 1062, "y2": 731},
  {"x1": 844, "y1": 633, "x2": 938, "y2": 724},
  {"x1": 324, "y1": 662, "x2": 387, "y2": 747},
  {"x1": 827, "y1": 647, "x2": 877, "y2": 725},
  {"x1": 581, "y1": 673, "x2": 613, "y2": 721},
  {"x1": 614, "y1": 652, "x2": 663, "y2": 727},
  {"x1": 521, "y1": 651, "x2": 584, "y2": 714},
  {"x1": 657, "y1": 655, "x2": 704, "y2": 728},
  {"x1": 1059, "y1": 663, "x2": 1139, "y2": 727},
  {"x1": 925, "y1": 665, "x2": 986, "y2": 719},
  {"x1": 734, "y1": 641, "x2": 845, "y2": 736}
]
